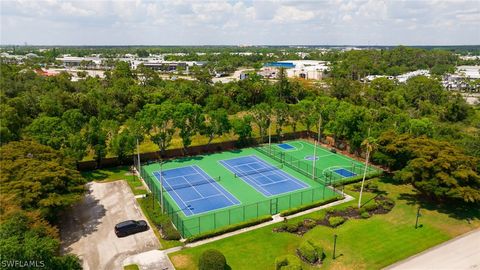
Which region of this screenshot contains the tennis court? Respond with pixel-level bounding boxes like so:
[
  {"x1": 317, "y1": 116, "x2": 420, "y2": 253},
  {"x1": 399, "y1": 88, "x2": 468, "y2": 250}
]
[
  {"x1": 256, "y1": 140, "x2": 382, "y2": 185},
  {"x1": 153, "y1": 165, "x2": 240, "y2": 216},
  {"x1": 138, "y1": 139, "x2": 380, "y2": 238},
  {"x1": 219, "y1": 155, "x2": 309, "y2": 196}
]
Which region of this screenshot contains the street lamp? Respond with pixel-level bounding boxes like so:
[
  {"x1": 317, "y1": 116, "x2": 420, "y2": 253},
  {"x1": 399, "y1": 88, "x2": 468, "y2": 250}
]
[
  {"x1": 415, "y1": 207, "x2": 421, "y2": 229},
  {"x1": 333, "y1": 234, "x2": 338, "y2": 259}
]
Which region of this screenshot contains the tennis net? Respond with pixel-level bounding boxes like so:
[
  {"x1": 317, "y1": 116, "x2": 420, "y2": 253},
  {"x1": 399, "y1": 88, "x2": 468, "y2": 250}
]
[
  {"x1": 234, "y1": 164, "x2": 283, "y2": 178},
  {"x1": 162, "y1": 176, "x2": 221, "y2": 191}
]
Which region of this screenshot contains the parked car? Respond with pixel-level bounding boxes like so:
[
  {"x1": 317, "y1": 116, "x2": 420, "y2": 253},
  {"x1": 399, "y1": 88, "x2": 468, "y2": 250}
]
[{"x1": 114, "y1": 220, "x2": 148, "y2": 237}]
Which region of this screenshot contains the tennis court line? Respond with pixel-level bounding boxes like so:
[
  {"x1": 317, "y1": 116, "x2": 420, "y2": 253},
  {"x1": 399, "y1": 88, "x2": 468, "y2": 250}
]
[
  {"x1": 220, "y1": 155, "x2": 310, "y2": 196},
  {"x1": 154, "y1": 165, "x2": 240, "y2": 216},
  {"x1": 219, "y1": 159, "x2": 273, "y2": 196},
  {"x1": 190, "y1": 165, "x2": 239, "y2": 206},
  {"x1": 154, "y1": 171, "x2": 194, "y2": 216}
]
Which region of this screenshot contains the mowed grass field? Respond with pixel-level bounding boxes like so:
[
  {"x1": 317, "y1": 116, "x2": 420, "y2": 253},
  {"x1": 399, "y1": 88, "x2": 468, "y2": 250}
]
[{"x1": 169, "y1": 177, "x2": 480, "y2": 270}]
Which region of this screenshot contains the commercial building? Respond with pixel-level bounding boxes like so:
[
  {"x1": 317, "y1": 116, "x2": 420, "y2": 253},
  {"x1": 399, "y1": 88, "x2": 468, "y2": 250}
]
[{"x1": 260, "y1": 60, "x2": 329, "y2": 80}]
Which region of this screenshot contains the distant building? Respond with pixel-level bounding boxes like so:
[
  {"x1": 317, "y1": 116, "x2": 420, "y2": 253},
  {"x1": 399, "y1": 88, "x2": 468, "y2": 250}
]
[{"x1": 260, "y1": 60, "x2": 329, "y2": 80}]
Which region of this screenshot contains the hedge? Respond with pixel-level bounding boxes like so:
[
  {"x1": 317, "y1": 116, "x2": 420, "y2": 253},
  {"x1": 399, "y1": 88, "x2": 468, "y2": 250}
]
[
  {"x1": 279, "y1": 196, "x2": 341, "y2": 217},
  {"x1": 198, "y1": 249, "x2": 227, "y2": 270},
  {"x1": 185, "y1": 215, "x2": 273, "y2": 243},
  {"x1": 275, "y1": 255, "x2": 302, "y2": 270}
]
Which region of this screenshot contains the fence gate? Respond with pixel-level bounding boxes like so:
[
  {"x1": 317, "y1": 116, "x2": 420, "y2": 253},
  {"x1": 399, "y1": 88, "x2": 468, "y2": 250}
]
[{"x1": 270, "y1": 198, "x2": 279, "y2": 215}]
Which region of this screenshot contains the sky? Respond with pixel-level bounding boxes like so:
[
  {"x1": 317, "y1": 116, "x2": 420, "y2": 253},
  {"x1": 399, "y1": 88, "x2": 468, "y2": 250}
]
[{"x1": 1, "y1": 0, "x2": 479, "y2": 46}]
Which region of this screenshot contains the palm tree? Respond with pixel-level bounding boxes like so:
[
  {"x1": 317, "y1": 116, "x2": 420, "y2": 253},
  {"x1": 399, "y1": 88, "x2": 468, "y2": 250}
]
[{"x1": 358, "y1": 136, "x2": 378, "y2": 208}]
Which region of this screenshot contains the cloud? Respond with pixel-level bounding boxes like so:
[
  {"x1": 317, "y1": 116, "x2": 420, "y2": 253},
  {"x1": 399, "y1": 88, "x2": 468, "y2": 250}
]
[{"x1": 0, "y1": 0, "x2": 478, "y2": 45}]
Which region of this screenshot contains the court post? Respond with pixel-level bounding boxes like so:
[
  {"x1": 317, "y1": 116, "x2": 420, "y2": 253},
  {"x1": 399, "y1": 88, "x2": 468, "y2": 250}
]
[
  {"x1": 312, "y1": 140, "x2": 317, "y2": 180},
  {"x1": 160, "y1": 161, "x2": 164, "y2": 213},
  {"x1": 136, "y1": 139, "x2": 141, "y2": 174},
  {"x1": 268, "y1": 124, "x2": 272, "y2": 154}
]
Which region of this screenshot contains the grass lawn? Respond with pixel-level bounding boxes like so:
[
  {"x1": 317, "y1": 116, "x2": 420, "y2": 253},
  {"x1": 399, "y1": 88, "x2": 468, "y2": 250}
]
[
  {"x1": 123, "y1": 264, "x2": 139, "y2": 270},
  {"x1": 169, "y1": 177, "x2": 480, "y2": 270},
  {"x1": 81, "y1": 166, "x2": 148, "y2": 195},
  {"x1": 137, "y1": 195, "x2": 183, "y2": 250}
]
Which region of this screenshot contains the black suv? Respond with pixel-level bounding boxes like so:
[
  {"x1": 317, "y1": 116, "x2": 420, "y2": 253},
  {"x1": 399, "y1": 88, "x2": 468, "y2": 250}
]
[{"x1": 114, "y1": 220, "x2": 148, "y2": 237}]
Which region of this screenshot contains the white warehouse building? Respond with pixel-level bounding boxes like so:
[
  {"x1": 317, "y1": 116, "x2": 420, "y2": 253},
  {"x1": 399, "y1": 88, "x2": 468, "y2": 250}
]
[{"x1": 260, "y1": 60, "x2": 329, "y2": 80}]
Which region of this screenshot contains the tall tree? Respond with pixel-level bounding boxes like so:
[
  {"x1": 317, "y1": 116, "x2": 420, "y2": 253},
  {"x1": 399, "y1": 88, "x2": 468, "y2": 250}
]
[
  {"x1": 137, "y1": 103, "x2": 175, "y2": 156},
  {"x1": 200, "y1": 109, "x2": 231, "y2": 145},
  {"x1": 250, "y1": 103, "x2": 271, "y2": 143},
  {"x1": 173, "y1": 103, "x2": 204, "y2": 153}
]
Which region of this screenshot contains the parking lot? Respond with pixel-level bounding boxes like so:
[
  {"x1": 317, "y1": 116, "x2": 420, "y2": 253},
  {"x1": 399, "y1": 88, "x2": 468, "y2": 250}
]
[{"x1": 60, "y1": 181, "x2": 159, "y2": 270}]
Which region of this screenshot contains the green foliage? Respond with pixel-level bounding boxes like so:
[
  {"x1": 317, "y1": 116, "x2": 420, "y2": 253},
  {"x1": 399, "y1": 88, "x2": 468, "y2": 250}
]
[
  {"x1": 377, "y1": 132, "x2": 480, "y2": 203},
  {"x1": 173, "y1": 103, "x2": 204, "y2": 151},
  {"x1": 138, "y1": 102, "x2": 175, "y2": 155},
  {"x1": 198, "y1": 249, "x2": 227, "y2": 270},
  {"x1": 0, "y1": 140, "x2": 86, "y2": 219},
  {"x1": 279, "y1": 196, "x2": 341, "y2": 217},
  {"x1": 185, "y1": 215, "x2": 273, "y2": 243},
  {"x1": 360, "y1": 212, "x2": 371, "y2": 219},
  {"x1": 200, "y1": 109, "x2": 231, "y2": 144},
  {"x1": 137, "y1": 195, "x2": 181, "y2": 241},
  {"x1": 275, "y1": 255, "x2": 302, "y2": 270},
  {"x1": 0, "y1": 201, "x2": 82, "y2": 270},
  {"x1": 297, "y1": 241, "x2": 323, "y2": 264},
  {"x1": 231, "y1": 115, "x2": 253, "y2": 146},
  {"x1": 328, "y1": 216, "x2": 346, "y2": 227}
]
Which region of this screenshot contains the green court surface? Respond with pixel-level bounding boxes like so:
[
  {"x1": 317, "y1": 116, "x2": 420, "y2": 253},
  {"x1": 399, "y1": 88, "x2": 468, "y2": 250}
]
[
  {"x1": 258, "y1": 140, "x2": 381, "y2": 185},
  {"x1": 139, "y1": 140, "x2": 379, "y2": 238}
]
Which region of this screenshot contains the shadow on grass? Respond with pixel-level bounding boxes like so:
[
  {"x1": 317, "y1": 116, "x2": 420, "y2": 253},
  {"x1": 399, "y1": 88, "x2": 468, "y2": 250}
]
[
  {"x1": 378, "y1": 175, "x2": 480, "y2": 221},
  {"x1": 81, "y1": 166, "x2": 129, "y2": 182},
  {"x1": 398, "y1": 192, "x2": 480, "y2": 221}
]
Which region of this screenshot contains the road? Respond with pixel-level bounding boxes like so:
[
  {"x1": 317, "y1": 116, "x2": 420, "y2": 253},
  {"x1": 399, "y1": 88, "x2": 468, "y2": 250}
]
[
  {"x1": 60, "y1": 181, "x2": 159, "y2": 270},
  {"x1": 386, "y1": 229, "x2": 480, "y2": 270}
]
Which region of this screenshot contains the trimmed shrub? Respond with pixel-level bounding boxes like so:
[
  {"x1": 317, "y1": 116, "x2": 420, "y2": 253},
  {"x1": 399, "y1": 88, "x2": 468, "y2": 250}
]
[
  {"x1": 364, "y1": 203, "x2": 378, "y2": 212},
  {"x1": 286, "y1": 222, "x2": 300, "y2": 233},
  {"x1": 303, "y1": 219, "x2": 316, "y2": 229},
  {"x1": 275, "y1": 255, "x2": 302, "y2": 270},
  {"x1": 198, "y1": 249, "x2": 227, "y2": 270},
  {"x1": 297, "y1": 241, "x2": 320, "y2": 263},
  {"x1": 186, "y1": 215, "x2": 272, "y2": 243},
  {"x1": 280, "y1": 197, "x2": 341, "y2": 217},
  {"x1": 328, "y1": 216, "x2": 346, "y2": 228},
  {"x1": 360, "y1": 211, "x2": 370, "y2": 219}
]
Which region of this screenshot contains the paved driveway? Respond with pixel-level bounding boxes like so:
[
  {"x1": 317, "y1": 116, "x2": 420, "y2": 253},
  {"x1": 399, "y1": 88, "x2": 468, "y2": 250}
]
[
  {"x1": 60, "y1": 181, "x2": 159, "y2": 270},
  {"x1": 386, "y1": 229, "x2": 480, "y2": 270}
]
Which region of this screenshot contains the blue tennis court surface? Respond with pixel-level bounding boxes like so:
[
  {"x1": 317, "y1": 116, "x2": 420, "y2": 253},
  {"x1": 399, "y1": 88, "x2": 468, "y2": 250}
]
[
  {"x1": 334, "y1": 168, "x2": 357, "y2": 178},
  {"x1": 153, "y1": 165, "x2": 240, "y2": 216},
  {"x1": 219, "y1": 155, "x2": 309, "y2": 197},
  {"x1": 277, "y1": 143, "x2": 295, "y2": 150}
]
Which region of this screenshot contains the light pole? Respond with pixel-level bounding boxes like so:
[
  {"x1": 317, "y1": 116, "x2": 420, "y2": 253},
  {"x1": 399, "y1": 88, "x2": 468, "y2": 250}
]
[
  {"x1": 333, "y1": 234, "x2": 338, "y2": 259},
  {"x1": 415, "y1": 207, "x2": 421, "y2": 229}
]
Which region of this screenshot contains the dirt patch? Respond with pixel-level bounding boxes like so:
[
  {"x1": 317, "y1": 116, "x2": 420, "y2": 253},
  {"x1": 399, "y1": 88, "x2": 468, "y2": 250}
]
[
  {"x1": 274, "y1": 195, "x2": 395, "y2": 235},
  {"x1": 170, "y1": 254, "x2": 195, "y2": 269}
]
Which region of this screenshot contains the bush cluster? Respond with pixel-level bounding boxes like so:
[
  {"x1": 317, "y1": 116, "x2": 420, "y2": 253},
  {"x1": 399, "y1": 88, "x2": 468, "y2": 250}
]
[
  {"x1": 297, "y1": 241, "x2": 323, "y2": 264},
  {"x1": 198, "y1": 249, "x2": 227, "y2": 270},
  {"x1": 275, "y1": 255, "x2": 302, "y2": 270},
  {"x1": 328, "y1": 216, "x2": 346, "y2": 227}
]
